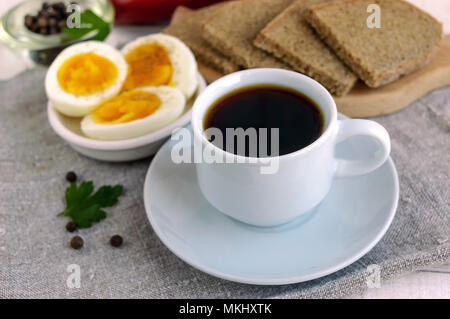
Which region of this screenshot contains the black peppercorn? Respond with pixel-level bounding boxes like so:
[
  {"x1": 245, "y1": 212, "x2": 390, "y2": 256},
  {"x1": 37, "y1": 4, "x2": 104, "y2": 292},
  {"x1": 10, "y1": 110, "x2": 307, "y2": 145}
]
[
  {"x1": 48, "y1": 17, "x2": 57, "y2": 27},
  {"x1": 47, "y1": 8, "x2": 58, "y2": 18},
  {"x1": 54, "y1": 2, "x2": 66, "y2": 12},
  {"x1": 66, "y1": 221, "x2": 77, "y2": 232},
  {"x1": 24, "y1": 15, "x2": 34, "y2": 27},
  {"x1": 70, "y1": 236, "x2": 84, "y2": 249},
  {"x1": 66, "y1": 171, "x2": 77, "y2": 183},
  {"x1": 37, "y1": 17, "x2": 48, "y2": 28},
  {"x1": 24, "y1": 1, "x2": 77, "y2": 35},
  {"x1": 58, "y1": 20, "x2": 67, "y2": 29},
  {"x1": 110, "y1": 235, "x2": 123, "y2": 247}
]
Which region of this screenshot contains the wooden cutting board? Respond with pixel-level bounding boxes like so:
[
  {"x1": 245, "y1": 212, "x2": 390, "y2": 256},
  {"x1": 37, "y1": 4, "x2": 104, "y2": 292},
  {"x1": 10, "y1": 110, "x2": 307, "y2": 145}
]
[{"x1": 170, "y1": 6, "x2": 450, "y2": 118}]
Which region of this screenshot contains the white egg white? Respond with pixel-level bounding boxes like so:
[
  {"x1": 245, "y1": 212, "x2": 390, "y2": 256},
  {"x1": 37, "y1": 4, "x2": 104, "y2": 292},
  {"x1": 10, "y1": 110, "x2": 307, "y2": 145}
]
[
  {"x1": 121, "y1": 34, "x2": 198, "y2": 99},
  {"x1": 80, "y1": 86, "x2": 186, "y2": 141},
  {"x1": 46, "y1": 41, "x2": 128, "y2": 117}
]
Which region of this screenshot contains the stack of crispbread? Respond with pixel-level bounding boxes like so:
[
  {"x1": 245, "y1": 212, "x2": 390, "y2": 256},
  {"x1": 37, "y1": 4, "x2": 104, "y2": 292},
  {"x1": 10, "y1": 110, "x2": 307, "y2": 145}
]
[
  {"x1": 254, "y1": 0, "x2": 357, "y2": 96},
  {"x1": 165, "y1": 0, "x2": 443, "y2": 97},
  {"x1": 202, "y1": 0, "x2": 292, "y2": 70},
  {"x1": 305, "y1": 0, "x2": 443, "y2": 88},
  {"x1": 162, "y1": 2, "x2": 240, "y2": 74}
]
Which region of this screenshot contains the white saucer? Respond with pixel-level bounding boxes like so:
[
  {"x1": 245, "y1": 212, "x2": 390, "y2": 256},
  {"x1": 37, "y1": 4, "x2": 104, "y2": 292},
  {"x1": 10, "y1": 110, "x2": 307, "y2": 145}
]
[{"x1": 143, "y1": 116, "x2": 399, "y2": 285}]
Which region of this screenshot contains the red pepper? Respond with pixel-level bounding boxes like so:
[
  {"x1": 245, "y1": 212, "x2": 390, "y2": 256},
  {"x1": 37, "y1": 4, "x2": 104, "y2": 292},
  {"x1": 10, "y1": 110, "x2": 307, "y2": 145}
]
[{"x1": 111, "y1": 0, "x2": 227, "y2": 25}]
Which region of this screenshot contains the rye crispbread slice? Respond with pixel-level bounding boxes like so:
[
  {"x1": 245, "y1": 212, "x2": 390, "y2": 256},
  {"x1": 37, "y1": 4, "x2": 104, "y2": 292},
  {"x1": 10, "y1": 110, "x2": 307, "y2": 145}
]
[
  {"x1": 305, "y1": 0, "x2": 443, "y2": 88},
  {"x1": 254, "y1": 0, "x2": 357, "y2": 96},
  {"x1": 163, "y1": 3, "x2": 240, "y2": 74},
  {"x1": 202, "y1": 0, "x2": 293, "y2": 69}
]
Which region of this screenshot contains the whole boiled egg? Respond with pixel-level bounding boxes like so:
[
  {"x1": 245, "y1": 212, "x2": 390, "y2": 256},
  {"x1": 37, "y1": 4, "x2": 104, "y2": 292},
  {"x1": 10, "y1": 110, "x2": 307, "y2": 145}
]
[
  {"x1": 46, "y1": 41, "x2": 128, "y2": 117},
  {"x1": 80, "y1": 86, "x2": 186, "y2": 140},
  {"x1": 121, "y1": 34, "x2": 198, "y2": 99}
]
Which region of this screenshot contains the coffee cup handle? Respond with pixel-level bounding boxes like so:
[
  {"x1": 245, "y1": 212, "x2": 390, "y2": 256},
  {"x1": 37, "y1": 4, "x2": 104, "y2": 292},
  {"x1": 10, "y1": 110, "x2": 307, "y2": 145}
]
[{"x1": 334, "y1": 119, "x2": 391, "y2": 177}]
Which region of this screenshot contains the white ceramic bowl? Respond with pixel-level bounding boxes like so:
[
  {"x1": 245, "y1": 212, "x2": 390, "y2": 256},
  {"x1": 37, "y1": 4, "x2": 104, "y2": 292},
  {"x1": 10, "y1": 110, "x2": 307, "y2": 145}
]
[{"x1": 47, "y1": 73, "x2": 206, "y2": 161}]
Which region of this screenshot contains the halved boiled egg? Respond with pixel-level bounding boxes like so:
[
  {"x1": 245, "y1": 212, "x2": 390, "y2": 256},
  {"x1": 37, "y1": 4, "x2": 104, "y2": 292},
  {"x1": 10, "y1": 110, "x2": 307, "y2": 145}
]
[
  {"x1": 80, "y1": 86, "x2": 186, "y2": 140},
  {"x1": 46, "y1": 41, "x2": 128, "y2": 117},
  {"x1": 121, "y1": 34, "x2": 198, "y2": 99}
]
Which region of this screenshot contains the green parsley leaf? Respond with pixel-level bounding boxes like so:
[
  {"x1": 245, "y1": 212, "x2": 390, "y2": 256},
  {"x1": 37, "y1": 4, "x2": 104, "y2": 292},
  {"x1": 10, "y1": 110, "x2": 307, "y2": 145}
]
[
  {"x1": 58, "y1": 181, "x2": 123, "y2": 228},
  {"x1": 63, "y1": 9, "x2": 111, "y2": 42}
]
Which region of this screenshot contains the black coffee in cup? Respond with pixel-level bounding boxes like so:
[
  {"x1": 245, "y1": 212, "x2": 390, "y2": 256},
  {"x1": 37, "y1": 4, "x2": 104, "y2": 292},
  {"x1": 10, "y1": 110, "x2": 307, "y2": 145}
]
[{"x1": 203, "y1": 85, "x2": 324, "y2": 157}]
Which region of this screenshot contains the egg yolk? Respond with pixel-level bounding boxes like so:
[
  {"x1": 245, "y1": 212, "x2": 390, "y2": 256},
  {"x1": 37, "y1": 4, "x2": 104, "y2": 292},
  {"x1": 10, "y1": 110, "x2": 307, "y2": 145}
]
[
  {"x1": 122, "y1": 43, "x2": 173, "y2": 91},
  {"x1": 57, "y1": 53, "x2": 118, "y2": 95},
  {"x1": 93, "y1": 91, "x2": 161, "y2": 124}
]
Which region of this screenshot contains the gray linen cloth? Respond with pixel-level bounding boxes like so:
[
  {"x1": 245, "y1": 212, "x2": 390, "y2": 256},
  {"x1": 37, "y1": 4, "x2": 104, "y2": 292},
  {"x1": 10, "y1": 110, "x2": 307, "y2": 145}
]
[{"x1": 0, "y1": 68, "x2": 449, "y2": 298}]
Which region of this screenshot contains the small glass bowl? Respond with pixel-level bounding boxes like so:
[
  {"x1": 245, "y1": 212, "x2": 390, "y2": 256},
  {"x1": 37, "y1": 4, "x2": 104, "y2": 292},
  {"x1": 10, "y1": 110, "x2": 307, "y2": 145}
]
[{"x1": 0, "y1": 0, "x2": 114, "y2": 65}]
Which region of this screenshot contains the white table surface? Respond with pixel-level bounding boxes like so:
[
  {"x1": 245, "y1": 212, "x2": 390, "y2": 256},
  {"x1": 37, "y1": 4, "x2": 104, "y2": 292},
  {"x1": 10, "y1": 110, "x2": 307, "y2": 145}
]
[{"x1": 1, "y1": 0, "x2": 449, "y2": 299}]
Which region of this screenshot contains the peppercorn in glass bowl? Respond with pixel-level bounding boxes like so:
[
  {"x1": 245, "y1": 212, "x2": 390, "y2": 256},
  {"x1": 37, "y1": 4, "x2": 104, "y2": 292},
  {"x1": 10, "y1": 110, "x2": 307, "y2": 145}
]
[{"x1": 0, "y1": 0, "x2": 114, "y2": 65}]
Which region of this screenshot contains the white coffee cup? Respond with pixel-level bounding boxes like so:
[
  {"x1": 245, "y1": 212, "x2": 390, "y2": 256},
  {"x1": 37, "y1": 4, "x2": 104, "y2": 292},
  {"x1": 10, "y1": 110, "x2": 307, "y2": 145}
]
[{"x1": 191, "y1": 69, "x2": 390, "y2": 227}]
